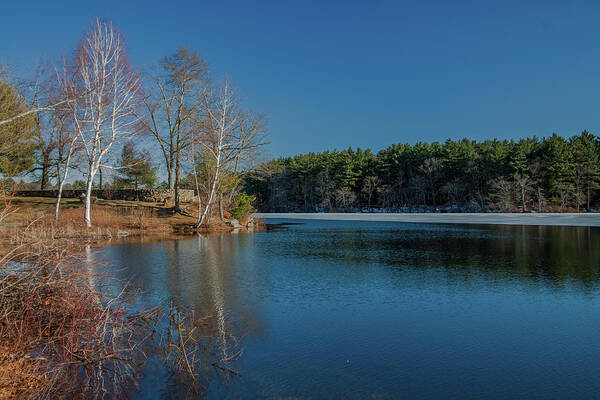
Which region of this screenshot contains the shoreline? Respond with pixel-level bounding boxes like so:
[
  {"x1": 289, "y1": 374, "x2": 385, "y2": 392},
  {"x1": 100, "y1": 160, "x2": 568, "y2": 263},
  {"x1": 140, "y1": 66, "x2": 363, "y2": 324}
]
[
  {"x1": 1, "y1": 197, "x2": 260, "y2": 247},
  {"x1": 254, "y1": 212, "x2": 600, "y2": 227}
]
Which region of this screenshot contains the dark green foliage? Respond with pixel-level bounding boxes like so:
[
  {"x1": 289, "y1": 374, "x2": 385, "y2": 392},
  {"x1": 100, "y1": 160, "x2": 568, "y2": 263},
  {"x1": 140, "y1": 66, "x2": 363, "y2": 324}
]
[
  {"x1": 543, "y1": 134, "x2": 575, "y2": 202},
  {"x1": 230, "y1": 193, "x2": 256, "y2": 221},
  {"x1": 72, "y1": 180, "x2": 86, "y2": 190},
  {"x1": 570, "y1": 131, "x2": 600, "y2": 210},
  {"x1": 114, "y1": 143, "x2": 157, "y2": 189},
  {"x1": 244, "y1": 132, "x2": 600, "y2": 212},
  {"x1": 0, "y1": 81, "x2": 37, "y2": 176}
]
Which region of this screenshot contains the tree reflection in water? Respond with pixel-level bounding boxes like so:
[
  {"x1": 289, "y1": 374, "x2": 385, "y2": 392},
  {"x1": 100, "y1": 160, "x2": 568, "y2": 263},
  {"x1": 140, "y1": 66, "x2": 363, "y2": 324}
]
[{"x1": 98, "y1": 221, "x2": 600, "y2": 399}]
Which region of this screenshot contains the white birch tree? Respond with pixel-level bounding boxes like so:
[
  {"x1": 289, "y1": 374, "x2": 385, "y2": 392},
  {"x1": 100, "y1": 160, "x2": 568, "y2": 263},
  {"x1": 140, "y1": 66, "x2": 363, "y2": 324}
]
[
  {"x1": 64, "y1": 19, "x2": 141, "y2": 227},
  {"x1": 194, "y1": 81, "x2": 236, "y2": 227}
]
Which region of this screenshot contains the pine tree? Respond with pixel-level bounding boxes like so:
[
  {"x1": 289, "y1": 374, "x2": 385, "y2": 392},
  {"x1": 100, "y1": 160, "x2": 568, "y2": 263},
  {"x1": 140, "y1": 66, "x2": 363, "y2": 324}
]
[
  {"x1": 116, "y1": 143, "x2": 157, "y2": 189},
  {"x1": 543, "y1": 134, "x2": 575, "y2": 204},
  {"x1": 0, "y1": 81, "x2": 37, "y2": 176},
  {"x1": 571, "y1": 131, "x2": 600, "y2": 211}
]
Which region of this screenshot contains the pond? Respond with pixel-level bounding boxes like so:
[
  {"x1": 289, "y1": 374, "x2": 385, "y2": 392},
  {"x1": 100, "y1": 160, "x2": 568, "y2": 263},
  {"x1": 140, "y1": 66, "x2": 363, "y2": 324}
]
[{"x1": 98, "y1": 219, "x2": 600, "y2": 399}]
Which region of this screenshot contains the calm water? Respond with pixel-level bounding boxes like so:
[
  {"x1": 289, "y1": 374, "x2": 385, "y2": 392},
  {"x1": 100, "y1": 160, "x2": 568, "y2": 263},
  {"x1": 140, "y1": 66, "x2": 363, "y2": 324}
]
[{"x1": 98, "y1": 219, "x2": 600, "y2": 399}]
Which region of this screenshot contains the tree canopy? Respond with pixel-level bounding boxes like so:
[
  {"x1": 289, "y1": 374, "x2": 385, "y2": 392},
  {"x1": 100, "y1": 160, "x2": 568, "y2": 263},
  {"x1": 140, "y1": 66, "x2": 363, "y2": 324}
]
[
  {"x1": 244, "y1": 133, "x2": 600, "y2": 213},
  {"x1": 0, "y1": 81, "x2": 37, "y2": 176}
]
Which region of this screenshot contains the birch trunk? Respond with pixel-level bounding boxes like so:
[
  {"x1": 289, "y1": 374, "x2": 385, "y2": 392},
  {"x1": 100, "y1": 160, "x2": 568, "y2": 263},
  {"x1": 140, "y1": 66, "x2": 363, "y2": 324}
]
[
  {"x1": 194, "y1": 82, "x2": 232, "y2": 228},
  {"x1": 196, "y1": 150, "x2": 220, "y2": 227},
  {"x1": 63, "y1": 19, "x2": 141, "y2": 227},
  {"x1": 84, "y1": 167, "x2": 94, "y2": 228},
  {"x1": 54, "y1": 140, "x2": 76, "y2": 221}
]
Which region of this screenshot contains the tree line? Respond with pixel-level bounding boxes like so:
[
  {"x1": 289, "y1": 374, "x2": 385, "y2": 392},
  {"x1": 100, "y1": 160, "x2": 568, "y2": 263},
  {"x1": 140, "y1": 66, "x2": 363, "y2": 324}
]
[
  {"x1": 243, "y1": 132, "x2": 600, "y2": 213},
  {"x1": 0, "y1": 18, "x2": 267, "y2": 227}
]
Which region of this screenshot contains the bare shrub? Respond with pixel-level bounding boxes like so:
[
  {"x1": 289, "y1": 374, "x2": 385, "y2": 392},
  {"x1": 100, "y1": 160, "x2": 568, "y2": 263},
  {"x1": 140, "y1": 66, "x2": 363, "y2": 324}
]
[
  {"x1": 161, "y1": 303, "x2": 243, "y2": 397},
  {"x1": 0, "y1": 229, "x2": 159, "y2": 398},
  {"x1": 0, "y1": 209, "x2": 243, "y2": 398}
]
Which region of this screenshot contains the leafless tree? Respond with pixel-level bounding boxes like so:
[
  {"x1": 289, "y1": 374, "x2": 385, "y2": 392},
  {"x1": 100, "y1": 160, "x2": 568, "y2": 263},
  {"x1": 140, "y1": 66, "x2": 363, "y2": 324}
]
[
  {"x1": 335, "y1": 187, "x2": 356, "y2": 210},
  {"x1": 142, "y1": 47, "x2": 208, "y2": 211},
  {"x1": 362, "y1": 176, "x2": 381, "y2": 210},
  {"x1": 224, "y1": 111, "x2": 268, "y2": 174},
  {"x1": 409, "y1": 176, "x2": 427, "y2": 206},
  {"x1": 441, "y1": 180, "x2": 466, "y2": 206},
  {"x1": 194, "y1": 81, "x2": 237, "y2": 227},
  {"x1": 18, "y1": 67, "x2": 58, "y2": 189},
  {"x1": 513, "y1": 174, "x2": 533, "y2": 211},
  {"x1": 316, "y1": 170, "x2": 335, "y2": 212},
  {"x1": 420, "y1": 157, "x2": 442, "y2": 204},
  {"x1": 212, "y1": 110, "x2": 267, "y2": 216},
  {"x1": 0, "y1": 95, "x2": 77, "y2": 127},
  {"x1": 557, "y1": 186, "x2": 572, "y2": 210},
  {"x1": 528, "y1": 158, "x2": 546, "y2": 212},
  {"x1": 63, "y1": 19, "x2": 142, "y2": 228},
  {"x1": 490, "y1": 178, "x2": 514, "y2": 210}
]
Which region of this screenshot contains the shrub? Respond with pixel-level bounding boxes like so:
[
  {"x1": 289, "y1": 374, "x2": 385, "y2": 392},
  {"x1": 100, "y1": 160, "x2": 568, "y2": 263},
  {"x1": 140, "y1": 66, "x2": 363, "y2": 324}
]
[{"x1": 230, "y1": 193, "x2": 256, "y2": 222}]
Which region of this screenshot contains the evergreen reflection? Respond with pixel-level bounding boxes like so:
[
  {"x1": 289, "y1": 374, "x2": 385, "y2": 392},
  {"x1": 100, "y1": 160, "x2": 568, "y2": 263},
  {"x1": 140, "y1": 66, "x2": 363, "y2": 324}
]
[{"x1": 268, "y1": 224, "x2": 600, "y2": 287}]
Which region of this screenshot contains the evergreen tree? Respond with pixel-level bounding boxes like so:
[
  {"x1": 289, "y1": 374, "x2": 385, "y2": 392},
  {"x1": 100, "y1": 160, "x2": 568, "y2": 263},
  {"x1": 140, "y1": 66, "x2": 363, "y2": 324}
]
[
  {"x1": 543, "y1": 134, "x2": 575, "y2": 203},
  {"x1": 243, "y1": 132, "x2": 600, "y2": 212},
  {"x1": 0, "y1": 81, "x2": 37, "y2": 176},
  {"x1": 115, "y1": 143, "x2": 157, "y2": 189},
  {"x1": 570, "y1": 131, "x2": 600, "y2": 210}
]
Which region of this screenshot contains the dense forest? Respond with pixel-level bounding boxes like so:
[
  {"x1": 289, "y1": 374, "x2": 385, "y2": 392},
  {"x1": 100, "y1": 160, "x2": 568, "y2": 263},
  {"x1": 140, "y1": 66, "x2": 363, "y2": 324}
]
[{"x1": 243, "y1": 132, "x2": 600, "y2": 213}]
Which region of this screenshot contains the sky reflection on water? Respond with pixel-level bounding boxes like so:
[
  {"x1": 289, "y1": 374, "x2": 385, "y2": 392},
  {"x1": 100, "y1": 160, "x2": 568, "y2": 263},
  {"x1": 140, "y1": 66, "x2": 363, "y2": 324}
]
[{"x1": 98, "y1": 220, "x2": 600, "y2": 399}]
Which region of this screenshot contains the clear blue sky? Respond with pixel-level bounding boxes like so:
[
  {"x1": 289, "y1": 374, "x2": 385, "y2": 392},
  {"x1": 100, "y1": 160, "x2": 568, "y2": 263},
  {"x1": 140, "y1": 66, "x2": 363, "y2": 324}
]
[{"x1": 2, "y1": 0, "x2": 600, "y2": 158}]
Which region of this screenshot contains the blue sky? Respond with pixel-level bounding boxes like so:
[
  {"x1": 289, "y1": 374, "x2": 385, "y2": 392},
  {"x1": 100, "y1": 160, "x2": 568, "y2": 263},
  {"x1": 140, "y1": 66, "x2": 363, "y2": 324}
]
[{"x1": 2, "y1": 0, "x2": 600, "y2": 158}]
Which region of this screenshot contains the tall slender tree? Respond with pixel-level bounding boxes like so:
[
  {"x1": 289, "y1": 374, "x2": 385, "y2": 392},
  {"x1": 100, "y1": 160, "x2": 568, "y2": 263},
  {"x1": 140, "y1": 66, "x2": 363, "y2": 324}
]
[
  {"x1": 142, "y1": 47, "x2": 208, "y2": 211},
  {"x1": 63, "y1": 19, "x2": 142, "y2": 227},
  {"x1": 571, "y1": 131, "x2": 600, "y2": 211},
  {"x1": 543, "y1": 133, "x2": 575, "y2": 204}
]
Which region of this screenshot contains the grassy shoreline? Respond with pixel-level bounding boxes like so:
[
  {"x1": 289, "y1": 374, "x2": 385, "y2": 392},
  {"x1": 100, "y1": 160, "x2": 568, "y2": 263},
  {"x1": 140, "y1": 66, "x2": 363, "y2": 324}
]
[{"x1": 2, "y1": 196, "x2": 253, "y2": 241}]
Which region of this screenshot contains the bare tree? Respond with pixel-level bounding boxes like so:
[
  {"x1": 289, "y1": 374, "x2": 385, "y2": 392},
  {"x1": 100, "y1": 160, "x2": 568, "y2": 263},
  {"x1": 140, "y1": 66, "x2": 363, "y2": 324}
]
[
  {"x1": 335, "y1": 187, "x2": 356, "y2": 210},
  {"x1": 420, "y1": 157, "x2": 442, "y2": 204},
  {"x1": 63, "y1": 19, "x2": 142, "y2": 227},
  {"x1": 362, "y1": 176, "x2": 381, "y2": 210},
  {"x1": 490, "y1": 178, "x2": 514, "y2": 211},
  {"x1": 0, "y1": 95, "x2": 76, "y2": 127},
  {"x1": 557, "y1": 185, "x2": 572, "y2": 210},
  {"x1": 409, "y1": 176, "x2": 427, "y2": 206},
  {"x1": 53, "y1": 88, "x2": 81, "y2": 221},
  {"x1": 529, "y1": 158, "x2": 546, "y2": 212},
  {"x1": 513, "y1": 174, "x2": 532, "y2": 211},
  {"x1": 194, "y1": 81, "x2": 237, "y2": 227},
  {"x1": 54, "y1": 133, "x2": 79, "y2": 221},
  {"x1": 214, "y1": 110, "x2": 267, "y2": 215},
  {"x1": 18, "y1": 68, "x2": 57, "y2": 189},
  {"x1": 316, "y1": 169, "x2": 335, "y2": 212},
  {"x1": 142, "y1": 47, "x2": 207, "y2": 211},
  {"x1": 224, "y1": 111, "x2": 268, "y2": 174},
  {"x1": 442, "y1": 180, "x2": 466, "y2": 206}
]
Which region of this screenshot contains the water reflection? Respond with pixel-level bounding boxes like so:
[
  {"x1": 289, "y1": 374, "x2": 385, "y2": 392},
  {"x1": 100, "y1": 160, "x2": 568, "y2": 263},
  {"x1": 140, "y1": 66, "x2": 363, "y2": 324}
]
[
  {"x1": 98, "y1": 220, "x2": 600, "y2": 399},
  {"x1": 267, "y1": 222, "x2": 600, "y2": 287},
  {"x1": 103, "y1": 231, "x2": 265, "y2": 339}
]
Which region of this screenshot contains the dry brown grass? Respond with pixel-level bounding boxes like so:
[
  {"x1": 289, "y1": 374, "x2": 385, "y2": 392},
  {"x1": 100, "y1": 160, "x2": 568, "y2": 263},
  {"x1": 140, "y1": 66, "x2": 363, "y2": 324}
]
[
  {"x1": 1, "y1": 197, "x2": 245, "y2": 243},
  {"x1": 0, "y1": 199, "x2": 245, "y2": 398},
  {"x1": 0, "y1": 347, "x2": 44, "y2": 399},
  {"x1": 2, "y1": 198, "x2": 191, "y2": 242}
]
